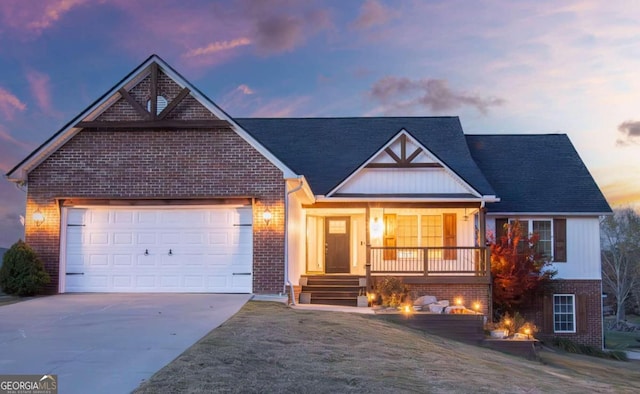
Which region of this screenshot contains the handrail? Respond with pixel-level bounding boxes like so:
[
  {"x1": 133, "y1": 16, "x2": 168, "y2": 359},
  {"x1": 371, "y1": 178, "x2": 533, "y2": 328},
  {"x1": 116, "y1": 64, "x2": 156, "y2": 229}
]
[{"x1": 368, "y1": 246, "x2": 488, "y2": 276}]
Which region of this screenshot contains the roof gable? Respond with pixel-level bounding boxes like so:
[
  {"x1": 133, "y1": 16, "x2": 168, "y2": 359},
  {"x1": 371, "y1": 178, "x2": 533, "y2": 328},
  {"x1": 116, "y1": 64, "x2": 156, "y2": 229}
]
[
  {"x1": 466, "y1": 134, "x2": 611, "y2": 214},
  {"x1": 328, "y1": 130, "x2": 481, "y2": 198},
  {"x1": 6, "y1": 55, "x2": 296, "y2": 181}
]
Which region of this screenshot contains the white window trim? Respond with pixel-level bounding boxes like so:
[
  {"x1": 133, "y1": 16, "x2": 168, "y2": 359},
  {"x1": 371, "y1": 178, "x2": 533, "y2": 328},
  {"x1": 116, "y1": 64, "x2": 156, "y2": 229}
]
[
  {"x1": 508, "y1": 218, "x2": 554, "y2": 261},
  {"x1": 553, "y1": 294, "x2": 576, "y2": 333}
]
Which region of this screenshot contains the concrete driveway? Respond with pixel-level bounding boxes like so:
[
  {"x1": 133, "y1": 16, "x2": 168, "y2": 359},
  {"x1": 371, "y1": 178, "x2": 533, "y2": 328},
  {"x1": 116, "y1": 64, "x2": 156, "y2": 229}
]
[{"x1": 0, "y1": 293, "x2": 251, "y2": 394}]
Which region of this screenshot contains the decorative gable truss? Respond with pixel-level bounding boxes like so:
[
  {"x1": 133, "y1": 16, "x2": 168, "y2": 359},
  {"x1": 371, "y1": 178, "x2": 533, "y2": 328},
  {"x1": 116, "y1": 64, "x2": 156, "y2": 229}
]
[
  {"x1": 77, "y1": 62, "x2": 230, "y2": 130},
  {"x1": 366, "y1": 133, "x2": 443, "y2": 168},
  {"x1": 328, "y1": 130, "x2": 481, "y2": 198},
  {"x1": 6, "y1": 55, "x2": 298, "y2": 182}
]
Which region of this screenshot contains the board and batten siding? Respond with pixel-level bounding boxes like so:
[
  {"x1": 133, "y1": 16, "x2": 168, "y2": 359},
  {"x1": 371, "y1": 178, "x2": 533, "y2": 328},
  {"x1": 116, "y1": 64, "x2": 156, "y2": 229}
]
[
  {"x1": 486, "y1": 216, "x2": 601, "y2": 280},
  {"x1": 335, "y1": 168, "x2": 473, "y2": 195},
  {"x1": 562, "y1": 218, "x2": 601, "y2": 279}
]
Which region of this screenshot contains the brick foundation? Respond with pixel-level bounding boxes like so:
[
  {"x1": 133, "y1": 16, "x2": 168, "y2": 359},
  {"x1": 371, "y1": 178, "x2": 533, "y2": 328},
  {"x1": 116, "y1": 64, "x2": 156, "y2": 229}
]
[
  {"x1": 374, "y1": 279, "x2": 491, "y2": 316},
  {"x1": 521, "y1": 280, "x2": 602, "y2": 349}
]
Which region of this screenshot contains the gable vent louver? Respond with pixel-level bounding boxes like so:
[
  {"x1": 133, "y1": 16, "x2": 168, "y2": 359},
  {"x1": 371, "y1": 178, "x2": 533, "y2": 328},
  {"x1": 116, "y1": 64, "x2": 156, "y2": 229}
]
[{"x1": 147, "y1": 96, "x2": 168, "y2": 115}]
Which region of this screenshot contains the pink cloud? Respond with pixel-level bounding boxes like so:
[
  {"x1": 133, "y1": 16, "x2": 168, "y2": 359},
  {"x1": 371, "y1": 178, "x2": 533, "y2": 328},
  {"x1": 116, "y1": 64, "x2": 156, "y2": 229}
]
[
  {"x1": 15, "y1": 0, "x2": 333, "y2": 70},
  {"x1": 0, "y1": 0, "x2": 88, "y2": 35},
  {"x1": 351, "y1": 0, "x2": 397, "y2": 30},
  {"x1": 26, "y1": 70, "x2": 58, "y2": 116},
  {"x1": 0, "y1": 87, "x2": 26, "y2": 121},
  {"x1": 220, "y1": 85, "x2": 312, "y2": 117},
  {"x1": 219, "y1": 84, "x2": 259, "y2": 115},
  {"x1": 0, "y1": 125, "x2": 32, "y2": 153},
  {"x1": 27, "y1": 0, "x2": 87, "y2": 31},
  {"x1": 184, "y1": 38, "x2": 252, "y2": 57},
  {"x1": 105, "y1": 1, "x2": 249, "y2": 68},
  {"x1": 251, "y1": 96, "x2": 311, "y2": 117},
  {"x1": 237, "y1": 84, "x2": 255, "y2": 95}
]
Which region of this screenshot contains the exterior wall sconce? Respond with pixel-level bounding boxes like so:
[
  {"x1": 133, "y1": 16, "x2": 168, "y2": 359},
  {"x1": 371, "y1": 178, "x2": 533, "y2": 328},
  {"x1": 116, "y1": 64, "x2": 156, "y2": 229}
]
[
  {"x1": 370, "y1": 217, "x2": 383, "y2": 238},
  {"x1": 32, "y1": 209, "x2": 45, "y2": 227},
  {"x1": 262, "y1": 208, "x2": 272, "y2": 226}
]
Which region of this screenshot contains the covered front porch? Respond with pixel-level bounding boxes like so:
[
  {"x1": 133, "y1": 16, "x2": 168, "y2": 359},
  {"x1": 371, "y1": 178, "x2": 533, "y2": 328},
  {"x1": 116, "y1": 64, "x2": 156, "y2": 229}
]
[
  {"x1": 301, "y1": 204, "x2": 490, "y2": 281},
  {"x1": 293, "y1": 203, "x2": 491, "y2": 312}
]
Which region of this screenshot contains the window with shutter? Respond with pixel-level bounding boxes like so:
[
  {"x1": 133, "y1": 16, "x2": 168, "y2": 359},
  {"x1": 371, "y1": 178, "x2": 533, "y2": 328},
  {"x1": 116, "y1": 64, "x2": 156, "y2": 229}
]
[{"x1": 500, "y1": 217, "x2": 567, "y2": 262}]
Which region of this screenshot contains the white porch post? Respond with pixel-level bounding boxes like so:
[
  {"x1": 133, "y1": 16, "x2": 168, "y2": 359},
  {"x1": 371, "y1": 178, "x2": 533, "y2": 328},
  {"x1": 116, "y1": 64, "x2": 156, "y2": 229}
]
[{"x1": 365, "y1": 204, "x2": 371, "y2": 291}]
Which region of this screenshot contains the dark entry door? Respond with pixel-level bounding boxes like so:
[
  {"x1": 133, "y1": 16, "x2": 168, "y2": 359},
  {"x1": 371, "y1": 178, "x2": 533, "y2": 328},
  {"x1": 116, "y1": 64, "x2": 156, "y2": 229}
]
[{"x1": 325, "y1": 217, "x2": 350, "y2": 273}]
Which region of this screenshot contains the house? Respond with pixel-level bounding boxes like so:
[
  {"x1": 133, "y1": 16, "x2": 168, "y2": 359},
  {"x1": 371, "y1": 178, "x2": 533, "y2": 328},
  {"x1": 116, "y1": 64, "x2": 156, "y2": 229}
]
[{"x1": 5, "y1": 55, "x2": 611, "y2": 348}]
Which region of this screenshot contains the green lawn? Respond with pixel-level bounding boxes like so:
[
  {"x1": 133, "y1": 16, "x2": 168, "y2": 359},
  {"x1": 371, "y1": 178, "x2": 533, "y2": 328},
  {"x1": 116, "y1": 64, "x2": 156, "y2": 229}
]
[{"x1": 605, "y1": 314, "x2": 640, "y2": 350}]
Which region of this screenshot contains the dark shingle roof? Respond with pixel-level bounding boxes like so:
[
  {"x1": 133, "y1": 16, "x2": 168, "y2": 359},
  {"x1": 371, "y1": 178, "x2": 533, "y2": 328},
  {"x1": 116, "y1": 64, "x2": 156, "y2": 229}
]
[
  {"x1": 237, "y1": 117, "x2": 495, "y2": 196},
  {"x1": 466, "y1": 134, "x2": 612, "y2": 213}
]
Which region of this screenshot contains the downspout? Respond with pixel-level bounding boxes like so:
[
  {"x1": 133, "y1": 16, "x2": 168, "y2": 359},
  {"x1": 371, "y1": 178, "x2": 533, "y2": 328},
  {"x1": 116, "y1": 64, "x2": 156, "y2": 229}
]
[{"x1": 284, "y1": 176, "x2": 304, "y2": 305}]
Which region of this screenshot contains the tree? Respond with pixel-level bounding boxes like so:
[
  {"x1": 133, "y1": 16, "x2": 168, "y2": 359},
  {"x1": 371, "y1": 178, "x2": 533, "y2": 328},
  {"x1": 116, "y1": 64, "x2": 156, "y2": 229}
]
[
  {"x1": 601, "y1": 208, "x2": 640, "y2": 322},
  {"x1": 489, "y1": 220, "x2": 556, "y2": 319}
]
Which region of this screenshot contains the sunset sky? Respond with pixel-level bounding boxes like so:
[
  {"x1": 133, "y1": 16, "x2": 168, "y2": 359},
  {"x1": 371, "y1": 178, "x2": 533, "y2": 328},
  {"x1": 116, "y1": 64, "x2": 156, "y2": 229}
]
[{"x1": 1, "y1": 0, "x2": 639, "y2": 247}]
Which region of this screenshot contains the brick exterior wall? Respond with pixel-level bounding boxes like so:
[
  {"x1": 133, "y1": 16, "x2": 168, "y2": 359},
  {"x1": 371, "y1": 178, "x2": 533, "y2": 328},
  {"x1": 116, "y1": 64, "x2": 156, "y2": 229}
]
[
  {"x1": 394, "y1": 281, "x2": 491, "y2": 316},
  {"x1": 24, "y1": 69, "x2": 286, "y2": 294},
  {"x1": 522, "y1": 280, "x2": 602, "y2": 349}
]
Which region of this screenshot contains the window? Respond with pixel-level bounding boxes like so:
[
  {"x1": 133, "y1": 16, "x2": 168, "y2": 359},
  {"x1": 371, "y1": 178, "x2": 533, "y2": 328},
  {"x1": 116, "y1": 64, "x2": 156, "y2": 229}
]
[
  {"x1": 533, "y1": 220, "x2": 552, "y2": 259},
  {"x1": 392, "y1": 215, "x2": 448, "y2": 249},
  {"x1": 508, "y1": 219, "x2": 553, "y2": 261},
  {"x1": 421, "y1": 215, "x2": 443, "y2": 247},
  {"x1": 396, "y1": 215, "x2": 418, "y2": 247},
  {"x1": 553, "y1": 294, "x2": 576, "y2": 333},
  {"x1": 498, "y1": 218, "x2": 567, "y2": 262},
  {"x1": 382, "y1": 213, "x2": 456, "y2": 260}
]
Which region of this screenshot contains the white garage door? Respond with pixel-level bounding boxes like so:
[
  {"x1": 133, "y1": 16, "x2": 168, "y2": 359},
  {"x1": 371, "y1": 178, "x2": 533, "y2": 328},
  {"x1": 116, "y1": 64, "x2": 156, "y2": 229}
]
[{"x1": 63, "y1": 206, "x2": 253, "y2": 293}]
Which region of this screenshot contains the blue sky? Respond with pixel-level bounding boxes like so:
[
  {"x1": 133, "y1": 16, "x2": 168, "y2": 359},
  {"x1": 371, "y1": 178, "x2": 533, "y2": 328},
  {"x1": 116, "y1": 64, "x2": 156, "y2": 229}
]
[{"x1": 1, "y1": 0, "x2": 639, "y2": 247}]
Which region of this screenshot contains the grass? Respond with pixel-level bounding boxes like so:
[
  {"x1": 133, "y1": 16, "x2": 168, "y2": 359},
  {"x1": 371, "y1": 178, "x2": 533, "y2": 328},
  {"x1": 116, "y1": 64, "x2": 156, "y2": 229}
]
[
  {"x1": 134, "y1": 302, "x2": 640, "y2": 394},
  {"x1": 605, "y1": 314, "x2": 640, "y2": 350}
]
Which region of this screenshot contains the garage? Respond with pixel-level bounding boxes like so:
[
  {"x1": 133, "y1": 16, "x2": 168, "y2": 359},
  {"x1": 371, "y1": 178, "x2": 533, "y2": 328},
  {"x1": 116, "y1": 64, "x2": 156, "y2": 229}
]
[{"x1": 62, "y1": 206, "x2": 253, "y2": 293}]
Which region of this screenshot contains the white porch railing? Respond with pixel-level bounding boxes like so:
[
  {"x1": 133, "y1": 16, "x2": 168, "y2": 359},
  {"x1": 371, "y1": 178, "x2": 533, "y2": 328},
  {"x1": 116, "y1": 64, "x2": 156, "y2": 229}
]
[{"x1": 368, "y1": 246, "x2": 488, "y2": 276}]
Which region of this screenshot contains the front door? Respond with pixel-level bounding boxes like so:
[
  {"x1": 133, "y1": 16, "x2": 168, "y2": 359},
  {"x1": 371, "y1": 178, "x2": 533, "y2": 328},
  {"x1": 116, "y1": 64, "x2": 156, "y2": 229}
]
[{"x1": 325, "y1": 217, "x2": 350, "y2": 273}]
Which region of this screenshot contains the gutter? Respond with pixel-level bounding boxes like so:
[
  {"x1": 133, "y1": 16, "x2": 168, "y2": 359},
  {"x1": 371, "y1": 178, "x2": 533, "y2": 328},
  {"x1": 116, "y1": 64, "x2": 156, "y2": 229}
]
[{"x1": 284, "y1": 176, "x2": 304, "y2": 305}]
